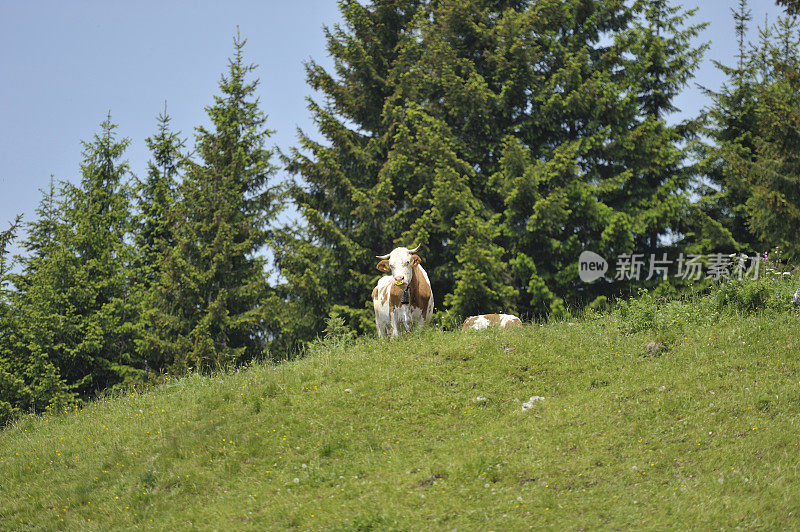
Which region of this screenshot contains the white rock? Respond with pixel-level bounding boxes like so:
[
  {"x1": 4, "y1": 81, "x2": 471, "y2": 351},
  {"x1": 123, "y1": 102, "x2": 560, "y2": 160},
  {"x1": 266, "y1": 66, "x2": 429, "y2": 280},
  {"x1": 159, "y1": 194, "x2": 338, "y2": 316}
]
[{"x1": 521, "y1": 396, "x2": 545, "y2": 411}]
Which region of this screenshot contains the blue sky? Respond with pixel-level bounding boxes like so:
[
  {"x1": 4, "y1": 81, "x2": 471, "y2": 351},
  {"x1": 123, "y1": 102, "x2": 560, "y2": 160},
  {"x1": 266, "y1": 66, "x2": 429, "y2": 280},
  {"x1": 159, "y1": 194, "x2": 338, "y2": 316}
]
[{"x1": 0, "y1": 0, "x2": 785, "y2": 257}]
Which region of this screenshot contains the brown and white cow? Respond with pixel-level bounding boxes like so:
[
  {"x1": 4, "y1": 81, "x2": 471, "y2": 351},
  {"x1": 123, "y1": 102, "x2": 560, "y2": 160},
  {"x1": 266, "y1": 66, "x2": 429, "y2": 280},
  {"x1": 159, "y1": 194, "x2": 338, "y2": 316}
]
[
  {"x1": 372, "y1": 245, "x2": 434, "y2": 338},
  {"x1": 462, "y1": 313, "x2": 522, "y2": 331}
]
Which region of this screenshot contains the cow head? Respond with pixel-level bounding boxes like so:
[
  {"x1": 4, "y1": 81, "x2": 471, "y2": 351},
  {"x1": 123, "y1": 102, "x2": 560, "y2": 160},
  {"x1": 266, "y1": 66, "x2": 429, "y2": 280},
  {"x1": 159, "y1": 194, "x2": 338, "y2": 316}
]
[{"x1": 376, "y1": 245, "x2": 423, "y2": 288}]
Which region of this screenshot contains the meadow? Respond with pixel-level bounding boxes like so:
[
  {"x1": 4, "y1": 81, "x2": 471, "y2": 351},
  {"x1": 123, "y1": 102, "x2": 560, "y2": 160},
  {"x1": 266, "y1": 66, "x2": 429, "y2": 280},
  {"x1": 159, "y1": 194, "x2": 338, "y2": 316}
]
[{"x1": 1, "y1": 280, "x2": 799, "y2": 530}]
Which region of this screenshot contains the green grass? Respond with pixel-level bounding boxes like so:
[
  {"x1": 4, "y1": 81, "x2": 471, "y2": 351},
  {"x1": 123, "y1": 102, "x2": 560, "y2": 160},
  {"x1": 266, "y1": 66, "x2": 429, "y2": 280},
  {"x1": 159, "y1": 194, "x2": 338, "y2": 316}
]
[{"x1": 2, "y1": 288, "x2": 800, "y2": 529}]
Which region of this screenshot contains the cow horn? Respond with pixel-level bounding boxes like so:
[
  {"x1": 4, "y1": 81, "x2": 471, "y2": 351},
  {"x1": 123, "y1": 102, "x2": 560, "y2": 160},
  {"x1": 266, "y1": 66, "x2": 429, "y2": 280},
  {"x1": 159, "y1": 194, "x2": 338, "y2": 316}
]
[
  {"x1": 376, "y1": 253, "x2": 391, "y2": 259},
  {"x1": 407, "y1": 244, "x2": 421, "y2": 253}
]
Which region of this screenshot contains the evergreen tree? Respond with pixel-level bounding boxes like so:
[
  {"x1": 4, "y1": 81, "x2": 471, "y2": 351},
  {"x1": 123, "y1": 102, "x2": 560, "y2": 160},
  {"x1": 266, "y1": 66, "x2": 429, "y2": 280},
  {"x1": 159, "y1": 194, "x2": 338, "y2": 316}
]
[
  {"x1": 133, "y1": 105, "x2": 185, "y2": 371},
  {"x1": 135, "y1": 104, "x2": 184, "y2": 284},
  {"x1": 147, "y1": 33, "x2": 281, "y2": 371},
  {"x1": 13, "y1": 116, "x2": 139, "y2": 398},
  {"x1": 384, "y1": 0, "x2": 525, "y2": 317},
  {"x1": 691, "y1": 0, "x2": 761, "y2": 254},
  {"x1": 0, "y1": 217, "x2": 20, "y2": 315},
  {"x1": 697, "y1": 8, "x2": 800, "y2": 259},
  {"x1": 0, "y1": 216, "x2": 26, "y2": 425},
  {"x1": 745, "y1": 15, "x2": 800, "y2": 258},
  {"x1": 617, "y1": 0, "x2": 707, "y2": 253},
  {"x1": 2, "y1": 195, "x2": 73, "y2": 425},
  {"x1": 492, "y1": 0, "x2": 705, "y2": 311}
]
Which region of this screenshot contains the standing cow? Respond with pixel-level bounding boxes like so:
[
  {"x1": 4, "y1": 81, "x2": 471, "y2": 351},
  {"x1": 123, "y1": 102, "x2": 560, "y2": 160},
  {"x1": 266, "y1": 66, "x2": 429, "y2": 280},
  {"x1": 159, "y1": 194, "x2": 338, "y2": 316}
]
[{"x1": 372, "y1": 245, "x2": 434, "y2": 338}]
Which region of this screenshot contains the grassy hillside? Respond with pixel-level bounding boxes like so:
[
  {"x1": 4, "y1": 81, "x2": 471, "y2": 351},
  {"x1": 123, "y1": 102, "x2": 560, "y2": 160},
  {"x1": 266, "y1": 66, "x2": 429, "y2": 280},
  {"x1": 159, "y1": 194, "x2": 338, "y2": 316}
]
[{"x1": 2, "y1": 283, "x2": 800, "y2": 530}]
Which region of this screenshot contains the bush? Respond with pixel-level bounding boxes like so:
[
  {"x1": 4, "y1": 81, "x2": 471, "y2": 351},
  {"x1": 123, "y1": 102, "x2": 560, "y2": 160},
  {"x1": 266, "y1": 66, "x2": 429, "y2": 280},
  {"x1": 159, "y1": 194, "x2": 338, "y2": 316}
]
[
  {"x1": 613, "y1": 274, "x2": 799, "y2": 337},
  {"x1": 318, "y1": 311, "x2": 357, "y2": 349},
  {"x1": 587, "y1": 295, "x2": 609, "y2": 314},
  {"x1": 614, "y1": 289, "x2": 661, "y2": 333},
  {"x1": 715, "y1": 279, "x2": 771, "y2": 311},
  {"x1": 430, "y1": 309, "x2": 463, "y2": 331}
]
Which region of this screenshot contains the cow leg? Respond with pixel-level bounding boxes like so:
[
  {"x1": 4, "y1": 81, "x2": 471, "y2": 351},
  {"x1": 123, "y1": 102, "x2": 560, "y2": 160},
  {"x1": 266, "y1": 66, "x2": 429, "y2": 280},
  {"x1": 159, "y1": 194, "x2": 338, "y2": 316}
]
[{"x1": 376, "y1": 317, "x2": 390, "y2": 339}]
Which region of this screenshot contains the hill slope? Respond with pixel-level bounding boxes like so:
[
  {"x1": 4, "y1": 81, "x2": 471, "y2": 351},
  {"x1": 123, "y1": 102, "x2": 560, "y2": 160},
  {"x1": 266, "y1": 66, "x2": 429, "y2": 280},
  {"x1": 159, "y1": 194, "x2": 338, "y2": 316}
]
[{"x1": 2, "y1": 302, "x2": 800, "y2": 529}]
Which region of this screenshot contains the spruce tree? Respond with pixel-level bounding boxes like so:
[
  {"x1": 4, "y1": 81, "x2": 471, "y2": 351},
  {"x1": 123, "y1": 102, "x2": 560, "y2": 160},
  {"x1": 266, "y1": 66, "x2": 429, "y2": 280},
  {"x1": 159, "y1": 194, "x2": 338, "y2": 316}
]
[
  {"x1": 12, "y1": 116, "x2": 138, "y2": 398},
  {"x1": 133, "y1": 106, "x2": 185, "y2": 371},
  {"x1": 3, "y1": 186, "x2": 75, "y2": 423},
  {"x1": 135, "y1": 105, "x2": 184, "y2": 284},
  {"x1": 148, "y1": 33, "x2": 281, "y2": 370},
  {"x1": 616, "y1": 0, "x2": 707, "y2": 254},
  {"x1": 692, "y1": 0, "x2": 761, "y2": 254},
  {"x1": 745, "y1": 16, "x2": 800, "y2": 258},
  {"x1": 698, "y1": 8, "x2": 800, "y2": 259},
  {"x1": 0, "y1": 216, "x2": 26, "y2": 425}
]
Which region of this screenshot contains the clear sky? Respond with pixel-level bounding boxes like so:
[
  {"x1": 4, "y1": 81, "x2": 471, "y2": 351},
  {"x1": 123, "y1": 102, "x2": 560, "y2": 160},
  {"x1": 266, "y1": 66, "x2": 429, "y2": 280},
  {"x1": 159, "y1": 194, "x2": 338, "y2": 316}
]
[{"x1": 0, "y1": 0, "x2": 786, "y2": 258}]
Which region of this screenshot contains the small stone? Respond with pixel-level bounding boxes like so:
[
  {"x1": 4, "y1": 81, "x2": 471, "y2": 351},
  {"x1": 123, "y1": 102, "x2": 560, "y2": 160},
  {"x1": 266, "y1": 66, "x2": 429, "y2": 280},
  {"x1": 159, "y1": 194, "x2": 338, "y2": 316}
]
[
  {"x1": 521, "y1": 396, "x2": 545, "y2": 411},
  {"x1": 644, "y1": 341, "x2": 665, "y2": 357}
]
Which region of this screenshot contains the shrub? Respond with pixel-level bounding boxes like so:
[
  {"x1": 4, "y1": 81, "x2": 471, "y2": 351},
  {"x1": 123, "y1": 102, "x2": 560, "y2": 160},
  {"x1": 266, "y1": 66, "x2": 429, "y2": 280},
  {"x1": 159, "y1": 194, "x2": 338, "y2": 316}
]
[
  {"x1": 318, "y1": 311, "x2": 357, "y2": 349},
  {"x1": 715, "y1": 279, "x2": 771, "y2": 311},
  {"x1": 430, "y1": 309, "x2": 463, "y2": 331},
  {"x1": 613, "y1": 273, "x2": 799, "y2": 338}
]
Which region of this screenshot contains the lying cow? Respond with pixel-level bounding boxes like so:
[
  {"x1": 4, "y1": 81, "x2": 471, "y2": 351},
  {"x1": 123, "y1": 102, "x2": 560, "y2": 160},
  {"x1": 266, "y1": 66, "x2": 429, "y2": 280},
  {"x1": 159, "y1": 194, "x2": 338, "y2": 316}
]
[
  {"x1": 462, "y1": 313, "x2": 522, "y2": 331},
  {"x1": 372, "y1": 245, "x2": 434, "y2": 338}
]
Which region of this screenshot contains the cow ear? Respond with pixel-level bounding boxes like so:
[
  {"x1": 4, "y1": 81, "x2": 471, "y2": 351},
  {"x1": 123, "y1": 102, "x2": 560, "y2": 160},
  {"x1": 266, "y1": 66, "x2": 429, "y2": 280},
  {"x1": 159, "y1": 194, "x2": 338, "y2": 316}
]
[
  {"x1": 410, "y1": 254, "x2": 422, "y2": 267},
  {"x1": 376, "y1": 260, "x2": 391, "y2": 273}
]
